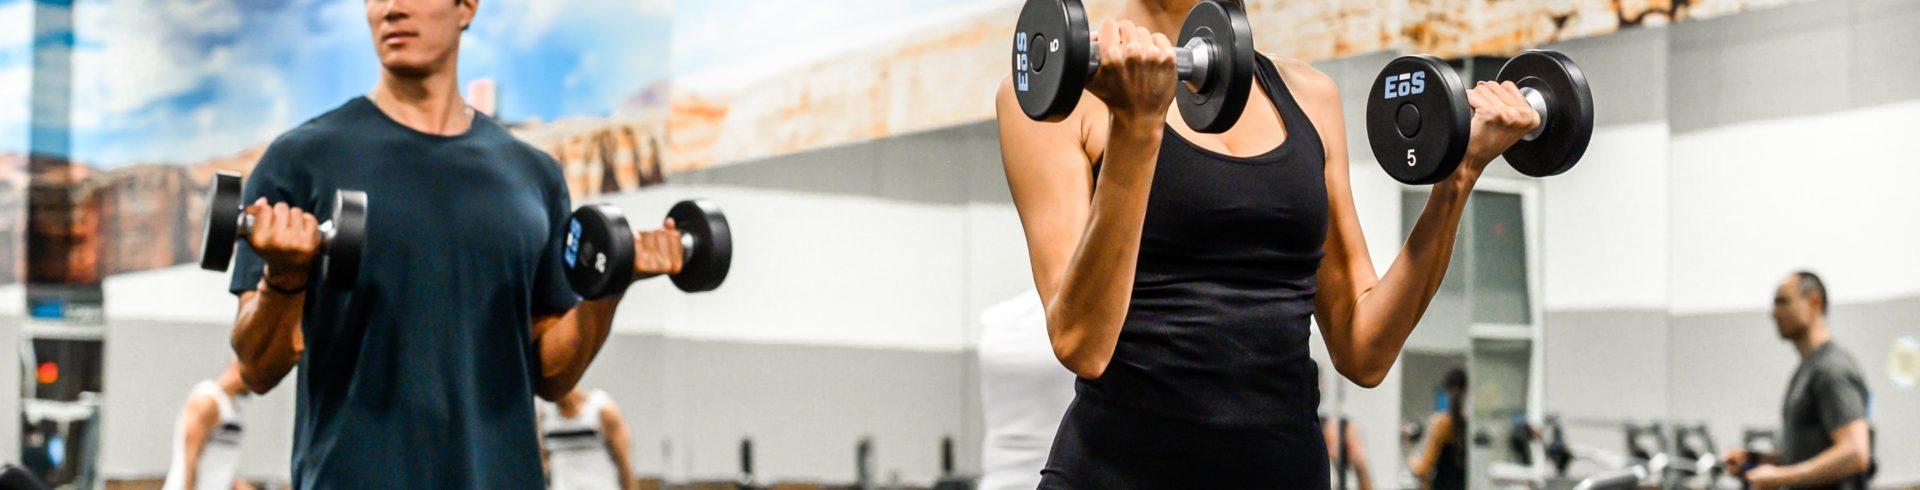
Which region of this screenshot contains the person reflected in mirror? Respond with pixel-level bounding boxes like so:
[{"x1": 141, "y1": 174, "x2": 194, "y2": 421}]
[{"x1": 1407, "y1": 368, "x2": 1466, "y2": 490}]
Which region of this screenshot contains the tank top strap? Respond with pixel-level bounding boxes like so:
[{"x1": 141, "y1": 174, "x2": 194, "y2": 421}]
[{"x1": 1249, "y1": 55, "x2": 1322, "y2": 155}]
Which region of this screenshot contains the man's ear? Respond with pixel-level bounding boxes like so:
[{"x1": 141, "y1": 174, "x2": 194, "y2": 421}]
[{"x1": 459, "y1": 0, "x2": 479, "y2": 31}]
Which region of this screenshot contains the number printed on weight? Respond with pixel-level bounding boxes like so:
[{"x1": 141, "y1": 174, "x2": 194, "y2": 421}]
[{"x1": 1406, "y1": 149, "x2": 1417, "y2": 167}]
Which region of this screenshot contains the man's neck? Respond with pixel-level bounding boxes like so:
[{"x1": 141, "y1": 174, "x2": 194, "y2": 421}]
[
  {"x1": 1794, "y1": 322, "x2": 1831, "y2": 358},
  {"x1": 369, "y1": 67, "x2": 471, "y2": 137}
]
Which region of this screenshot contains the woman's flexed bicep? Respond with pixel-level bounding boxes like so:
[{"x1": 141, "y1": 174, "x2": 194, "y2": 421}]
[
  {"x1": 1296, "y1": 57, "x2": 1473, "y2": 388},
  {"x1": 998, "y1": 79, "x2": 1095, "y2": 308},
  {"x1": 996, "y1": 76, "x2": 1158, "y2": 379}
]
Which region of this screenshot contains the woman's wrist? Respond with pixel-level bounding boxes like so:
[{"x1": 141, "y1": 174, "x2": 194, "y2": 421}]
[{"x1": 1107, "y1": 109, "x2": 1166, "y2": 135}]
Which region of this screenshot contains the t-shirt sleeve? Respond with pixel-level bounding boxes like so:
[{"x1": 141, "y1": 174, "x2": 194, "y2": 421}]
[
  {"x1": 531, "y1": 155, "x2": 582, "y2": 316},
  {"x1": 227, "y1": 135, "x2": 315, "y2": 296},
  {"x1": 1812, "y1": 364, "x2": 1869, "y2": 433}
]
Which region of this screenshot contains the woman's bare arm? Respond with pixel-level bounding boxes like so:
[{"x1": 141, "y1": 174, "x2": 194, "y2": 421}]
[
  {"x1": 1294, "y1": 59, "x2": 1541, "y2": 387},
  {"x1": 996, "y1": 22, "x2": 1176, "y2": 379}
]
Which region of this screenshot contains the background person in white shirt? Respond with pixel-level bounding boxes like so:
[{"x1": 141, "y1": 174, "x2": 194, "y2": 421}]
[
  {"x1": 162, "y1": 362, "x2": 256, "y2": 490},
  {"x1": 540, "y1": 388, "x2": 636, "y2": 490},
  {"x1": 976, "y1": 290, "x2": 1077, "y2": 490}
]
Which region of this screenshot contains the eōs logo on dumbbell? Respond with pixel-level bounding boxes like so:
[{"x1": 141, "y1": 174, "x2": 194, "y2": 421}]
[
  {"x1": 1364, "y1": 50, "x2": 1596, "y2": 185},
  {"x1": 1010, "y1": 0, "x2": 1256, "y2": 133},
  {"x1": 563, "y1": 200, "x2": 733, "y2": 299}
]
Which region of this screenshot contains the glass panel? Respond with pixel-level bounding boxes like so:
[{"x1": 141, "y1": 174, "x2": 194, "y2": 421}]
[
  {"x1": 1403, "y1": 188, "x2": 1540, "y2": 488},
  {"x1": 1400, "y1": 190, "x2": 1471, "y2": 354},
  {"x1": 1469, "y1": 337, "x2": 1534, "y2": 489},
  {"x1": 1471, "y1": 192, "x2": 1530, "y2": 324}
]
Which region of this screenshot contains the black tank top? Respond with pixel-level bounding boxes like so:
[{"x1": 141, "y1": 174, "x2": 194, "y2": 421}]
[
  {"x1": 1081, "y1": 55, "x2": 1329, "y2": 427},
  {"x1": 1433, "y1": 413, "x2": 1468, "y2": 490}
]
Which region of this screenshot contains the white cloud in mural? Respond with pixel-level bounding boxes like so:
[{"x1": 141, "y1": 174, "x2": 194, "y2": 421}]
[
  {"x1": 0, "y1": 0, "x2": 29, "y2": 49},
  {"x1": 67, "y1": 0, "x2": 293, "y2": 165},
  {"x1": 487, "y1": 0, "x2": 671, "y2": 49},
  {"x1": 0, "y1": 65, "x2": 27, "y2": 152},
  {"x1": 1, "y1": 0, "x2": 28, "y2": 152},
  {"x1": 42, "y1": 0, "x2": 668, "y2": 165},
  {"x1": 73, "y1": 0, "x2": 244, "y2": 114}
]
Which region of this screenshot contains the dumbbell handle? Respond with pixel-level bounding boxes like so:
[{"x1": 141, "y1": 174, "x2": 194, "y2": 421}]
[
  {"x1": 237, "y1": 211, "x2": 335, "y2": 251},
  {"x1": 679, "y1": 232, "x2": 699, "y2": 262},
  {"x1": 1086, "y1": 36, "x2": 1215, "y2": 92}
]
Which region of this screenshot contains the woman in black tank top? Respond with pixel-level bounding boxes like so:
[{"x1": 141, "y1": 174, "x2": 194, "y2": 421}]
[
  {"x1": 995, "y1": 2, "x2": 1544, "y2": 487},
  {"x1": 1411, "y1": 369, "x2": 1469, "y2": 490}
]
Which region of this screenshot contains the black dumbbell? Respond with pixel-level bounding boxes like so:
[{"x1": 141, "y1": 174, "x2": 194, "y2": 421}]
[
  {"x1": 1365, "y1": 50, "x2": 1596, "y2": 185},
  {"x1": 1011, "y1": 0, "x2": 1256, "y2": 133},
  {"x1": 199, "y1": 171, "x2": 368, "y2": 289},
  {"x1": 564, "y1": 199, "x2": 732, "y2": 299}
]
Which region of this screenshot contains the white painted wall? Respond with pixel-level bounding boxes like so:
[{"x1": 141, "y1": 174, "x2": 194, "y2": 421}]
[
  {"x1": 1542, "y1": 122, "x2": 1672, "y2": 312},
  {"x1": 594, "y1": 185, "x2": 974, "y2": 352},
  {"x1": 1668, "y1": 100, "x2": 1920, "y2": 316}
]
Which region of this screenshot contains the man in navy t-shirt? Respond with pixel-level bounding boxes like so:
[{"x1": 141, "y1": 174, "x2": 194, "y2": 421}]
[{"x1": 226, "y1": 0, "x2": 683, "y2": 487}]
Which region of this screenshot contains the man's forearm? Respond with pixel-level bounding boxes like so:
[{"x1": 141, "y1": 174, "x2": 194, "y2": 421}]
[
  {"x1": 534, "y1": 296, "x2": 620, "y2": 400},
  {"x1": 231, "y1": 288, "x2": 303, "y2": 393},
  {"x1": 1778, "y1": 440, "x2": 1870, "y2": 487}
]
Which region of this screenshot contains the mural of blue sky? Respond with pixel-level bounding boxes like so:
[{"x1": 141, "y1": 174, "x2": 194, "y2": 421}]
[
  {"x1": 34, "y1": 0, "x2": 668, "y2": 168},
  {"x1": 670, "y1": 0, "x2": 1003, "y2": 89},
  {"x1": 1, "y1": 0, "x2": 32, "y2": 155}
]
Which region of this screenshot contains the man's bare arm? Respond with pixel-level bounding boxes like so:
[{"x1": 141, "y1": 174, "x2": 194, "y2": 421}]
[
  {"x1": 531, "y1": 298, "x2": 620, "y2": 401},
  {"x1": 602, "y1": 400, "x2": 637, "y2": 490},
  {"x1": 176, "y1": 395, "x2": 218, "y2": 490},
  {"x1": 231, "y1": 288, "x2": 304, "y2": 393},
  {"x1": 1768, "y1": 420, "x2": 1872, "y2": 487}
]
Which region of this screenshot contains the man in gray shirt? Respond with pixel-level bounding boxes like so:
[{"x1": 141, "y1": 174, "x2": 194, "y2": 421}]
[{"x1": 1724, "y1": 271, "x2": 1873, "y2": 490}]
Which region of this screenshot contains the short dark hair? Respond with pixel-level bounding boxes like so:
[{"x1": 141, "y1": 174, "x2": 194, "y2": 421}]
[{"x1": 1792, "y1": 270, "x2": 1828, "y2": 316}]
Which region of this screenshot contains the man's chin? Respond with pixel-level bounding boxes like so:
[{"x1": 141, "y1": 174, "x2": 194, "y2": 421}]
[{"x1": 379, "y1": 57, "x2": 438, "y2": 79}]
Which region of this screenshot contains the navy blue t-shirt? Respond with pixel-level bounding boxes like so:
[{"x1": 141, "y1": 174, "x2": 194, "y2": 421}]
[{"x1": 228, "y1": 97, "x2": 580, "y2": 488}]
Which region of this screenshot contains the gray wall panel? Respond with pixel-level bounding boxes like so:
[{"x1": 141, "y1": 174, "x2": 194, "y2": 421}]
[
  {"x1": 1542, "y1": 310, "x2": 1671, "y2": 461},
  {"x1": 1847, "y1": 0, "x2": 1920, "y2": 107},
  {"x1": 1670, "y1": 0, "x2": 1920, "y2": 133},
  {"x1": 97, "y1": 320, "x2": 295, "y2": 483},
  {"x1": 91, "y1": 323, "x2": 977, "y2": 485},
  {"x1": 654, "y1": 337, "x2": 971, "y2": 483},
  {"x1": 1669, "y1": 0, "x2": 1853, "y2": 133},
  {"x1": 1545, "y1": 26, "x2": 1669, "y2": 126}
]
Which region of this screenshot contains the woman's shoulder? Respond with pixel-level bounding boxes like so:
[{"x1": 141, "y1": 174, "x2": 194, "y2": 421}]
[
  {"x1": 994, "y1": 75, "x2": 1107, "y2": 164},
  {"x1": 1264, "y1": 54, "x2": 1344, "y2": 128},
  {"x1": 1265, "y1": 54, "x2": 1339, "y2": 101}
]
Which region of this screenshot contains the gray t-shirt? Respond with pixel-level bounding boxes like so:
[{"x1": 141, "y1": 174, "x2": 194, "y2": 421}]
[{"x1": 1780, "y1": 341, "x2": 1871, "y2": 490}]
